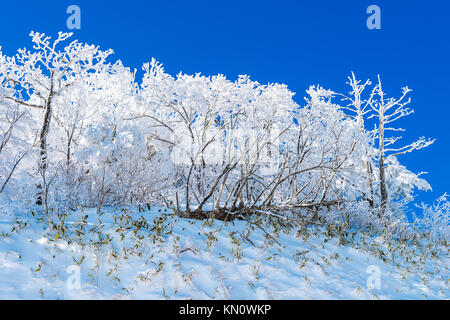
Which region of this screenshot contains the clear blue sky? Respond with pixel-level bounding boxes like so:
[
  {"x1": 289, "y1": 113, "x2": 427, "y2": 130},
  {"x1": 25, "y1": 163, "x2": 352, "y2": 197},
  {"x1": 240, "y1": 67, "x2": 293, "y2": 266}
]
[{"x1": 0, "y1": 0, "x2": 448, "y2": 205}]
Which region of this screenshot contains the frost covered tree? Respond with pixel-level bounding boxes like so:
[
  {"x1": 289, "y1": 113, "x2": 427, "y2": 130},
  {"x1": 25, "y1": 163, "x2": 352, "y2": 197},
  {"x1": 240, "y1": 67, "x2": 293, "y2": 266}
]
[
  {"x1": 0, "y1": 31, "x2": 115, "y2": 210},
  {"x1": 341, "y1": 73, "x2": 434, "y2": 217},
  {"x1": 369, "y1": 76, "x2": 434, "y2": 216},
  {"x1": 340, "y1": 73, "x2": 377, "y2": 207},
  {"x1": 50, "y1": 62, "x2": 141, "y2": 210}
]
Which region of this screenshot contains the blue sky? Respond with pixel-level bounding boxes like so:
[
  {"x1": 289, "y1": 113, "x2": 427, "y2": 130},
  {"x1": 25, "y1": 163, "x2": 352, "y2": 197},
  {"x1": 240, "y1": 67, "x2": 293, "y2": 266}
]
[{"x1": 0, "y1": 0, "x2": 448, "y2": 206}]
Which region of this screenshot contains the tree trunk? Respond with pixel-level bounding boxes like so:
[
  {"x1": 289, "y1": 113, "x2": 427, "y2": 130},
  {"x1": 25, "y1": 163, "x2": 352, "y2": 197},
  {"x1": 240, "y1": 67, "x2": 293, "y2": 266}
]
[
  {"x1": 364, "y1": 159, "x2": 375, "y2": 208},
  {"x1": 36, "y1": 72, "x2": 54, "y2": 207},
  {"x1": 378, "y1": 154, "x2": 387, "y2": 217},
  {"x1": 378, "y1": 111, "x2": 387, "y2": 217}
]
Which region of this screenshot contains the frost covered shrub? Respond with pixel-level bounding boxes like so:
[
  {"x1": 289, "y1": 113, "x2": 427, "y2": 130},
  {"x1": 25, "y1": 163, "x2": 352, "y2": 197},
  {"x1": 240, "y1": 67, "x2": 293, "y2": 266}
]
[
  {"x1": 414, "y1": 194, "x2": 450, "y2": 242},
  {"x1": 317, "y1": 199, "x2": 413, "y2": 240},
  {"x1": 51, "y1": 121, "x2": 169, "y2": 210}
]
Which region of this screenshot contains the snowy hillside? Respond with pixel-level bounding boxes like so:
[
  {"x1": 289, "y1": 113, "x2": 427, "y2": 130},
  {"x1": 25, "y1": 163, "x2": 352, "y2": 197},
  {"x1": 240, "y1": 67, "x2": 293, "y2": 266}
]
[
  {"x1": 0, "y1": 31, "x2": 448, "y2": 301},
  {"x1": 0, "y1": 207, "x2": 447, "y2": 299}
]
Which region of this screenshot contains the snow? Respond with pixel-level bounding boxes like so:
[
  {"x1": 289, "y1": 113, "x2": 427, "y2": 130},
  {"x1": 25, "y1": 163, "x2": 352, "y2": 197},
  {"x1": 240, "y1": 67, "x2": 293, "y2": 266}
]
[{"x1": 0, "y1": 207, "x2": 447, "y2": 299}]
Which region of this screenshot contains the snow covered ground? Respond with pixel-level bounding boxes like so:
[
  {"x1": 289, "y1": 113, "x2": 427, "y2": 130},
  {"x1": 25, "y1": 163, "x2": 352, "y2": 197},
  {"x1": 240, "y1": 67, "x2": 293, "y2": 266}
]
[{"x1": 0, "y1": 206, "x2": 448, "y2": 299}]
